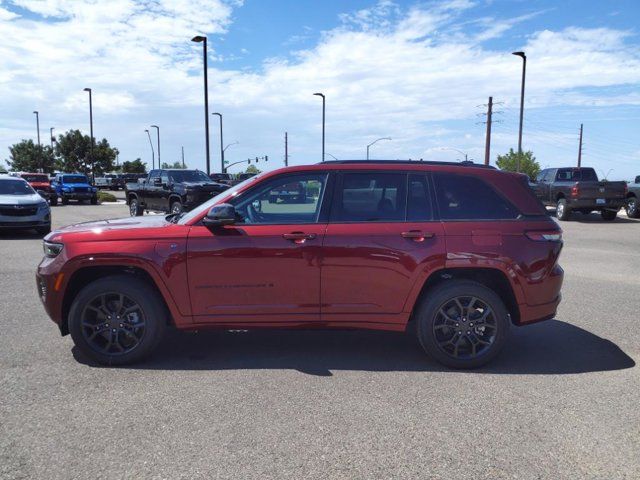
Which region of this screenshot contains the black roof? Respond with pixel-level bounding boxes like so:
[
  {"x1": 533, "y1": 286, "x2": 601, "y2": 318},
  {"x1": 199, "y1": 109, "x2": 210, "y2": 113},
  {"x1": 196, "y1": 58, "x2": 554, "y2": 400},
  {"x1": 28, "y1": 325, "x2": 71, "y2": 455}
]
[{"x1": 318, "y1": 160, "x2": 495, "y2": 169}]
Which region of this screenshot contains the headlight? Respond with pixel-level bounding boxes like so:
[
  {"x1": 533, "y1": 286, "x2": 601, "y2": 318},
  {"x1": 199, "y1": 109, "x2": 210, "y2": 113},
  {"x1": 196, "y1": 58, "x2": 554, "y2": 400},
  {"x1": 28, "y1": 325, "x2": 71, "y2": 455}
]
[
  {"x1": 43, "y1": 241, "x2": 64, "y2": 258},
  {"x1": 38, "y1": 201, "x2": 49, "y2": 211},
  {"x1": 91, "y1": 187, "x2": 97, "y2": 192}
]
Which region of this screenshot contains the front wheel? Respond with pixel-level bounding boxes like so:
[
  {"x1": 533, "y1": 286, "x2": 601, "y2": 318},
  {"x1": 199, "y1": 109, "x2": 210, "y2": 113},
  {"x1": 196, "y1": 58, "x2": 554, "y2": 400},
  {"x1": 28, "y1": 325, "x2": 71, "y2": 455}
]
[
  {"x1": 415, "y1": 281, "x2": 509, "y2": 369},
  {"x1": 61, "y1": 196, "x2": 69, "y2": 205},
  {"x1": 49, "y1": 196, "x2": 58, "y2": 206},
  {"x1": 90, "y1": 196, "x2": 98, "y2": 205},
  {"x1": 601, "y1": 209, "x2": 617, "y2": 221},
  {"x1": 626, "y1": 196, "x2": 639, "y2": 219},
  {"x1": 170, "y1": 201, "x2": 183, "y2": 215},
  {"x1": 68, "y1": 275, "x2": 167, "y2": 366},
  {"x1": 129, "y1": 198, "x2": 143, "y2": 217}
]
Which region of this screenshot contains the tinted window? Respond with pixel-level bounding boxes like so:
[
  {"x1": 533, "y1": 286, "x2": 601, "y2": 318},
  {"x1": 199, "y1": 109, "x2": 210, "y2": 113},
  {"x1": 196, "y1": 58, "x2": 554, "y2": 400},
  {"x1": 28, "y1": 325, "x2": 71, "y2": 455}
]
[
  {"x1": 169, "y1": 170, "x2": 211, "y2": 183},
  {"x1": 232, "y1": 173, "x2": 327, "y2": 225},
  {"x1": 536, "y1": 170, "x2": 547, "y2": 183},
  {"x1": 433, "y1": 173, "x2": 518, "y2": 220},
  {"x1": 407, "y1": 174, "x2": 434, "y2": 221},
  {"x1": 556, "y1": 168, "x2": 598, "y2": 182},
  {"x1": 21, "y1": 174, "x2": 49, "y2": 182},
  {"x1": 332, "y1": 173, "x2": 406, "y2": 222},
  {"x1": 62, "y1": 175, "x2": 89, "y2": 184},
  {"x1": 148, "y1": 170, "x2": 160, "y2": 180}
]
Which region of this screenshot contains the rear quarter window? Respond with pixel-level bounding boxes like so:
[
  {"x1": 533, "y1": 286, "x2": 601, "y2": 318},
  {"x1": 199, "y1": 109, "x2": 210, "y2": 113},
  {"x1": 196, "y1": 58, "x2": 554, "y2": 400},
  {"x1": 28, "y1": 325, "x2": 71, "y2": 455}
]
[{"x1": 433, "y1": 173, "x2": 519, "y2": 220}]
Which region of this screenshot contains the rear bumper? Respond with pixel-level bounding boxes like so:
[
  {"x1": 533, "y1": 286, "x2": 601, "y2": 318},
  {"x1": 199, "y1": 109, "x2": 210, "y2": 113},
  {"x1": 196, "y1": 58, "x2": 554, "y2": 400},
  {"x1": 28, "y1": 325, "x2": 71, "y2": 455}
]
[
  {"x1": 566, "y1": 198, "x2": 625, "y2": 210},
  {"x1": 518, "y1": 264, "x2": 564, "y2": 325}
]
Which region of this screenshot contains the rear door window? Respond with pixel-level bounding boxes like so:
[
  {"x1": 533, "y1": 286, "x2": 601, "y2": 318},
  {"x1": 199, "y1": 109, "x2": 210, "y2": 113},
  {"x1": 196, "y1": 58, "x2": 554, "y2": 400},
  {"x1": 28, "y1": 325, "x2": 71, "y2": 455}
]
[
  {"x1": 433, "y1": 173, "x2": 519, "y2": 220},
  {"x1": 331, "y1": 172, "x2": 406, "y2": 222},
  {"x1": 407, "y1": 174, "x2": 434, "y2": 221}
]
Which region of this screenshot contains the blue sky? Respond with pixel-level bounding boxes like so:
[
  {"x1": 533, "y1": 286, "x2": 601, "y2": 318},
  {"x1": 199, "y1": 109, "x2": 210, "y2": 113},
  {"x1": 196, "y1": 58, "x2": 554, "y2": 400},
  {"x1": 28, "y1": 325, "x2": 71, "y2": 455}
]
[{"x1": 1, "y1": 0, "x2": 639, "y2": 179}]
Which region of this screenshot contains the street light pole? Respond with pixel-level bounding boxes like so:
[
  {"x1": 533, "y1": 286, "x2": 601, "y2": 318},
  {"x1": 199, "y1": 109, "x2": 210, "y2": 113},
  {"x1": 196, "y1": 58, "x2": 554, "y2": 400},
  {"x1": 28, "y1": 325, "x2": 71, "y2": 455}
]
[
  {"x1": 33, "y1": 111, "x2": 41, "y2": 147},
  {"x1": 512, "y1": 51, "x2": 526, "y2": 172},
  {"x1": 313, "y1": 93, "x2": 325, "y2": 162},
  {"x1": 212, "y1": 112, "x2": 224, "y2": 173},
  {"x1": 83, "y1": 88, "x2": 95, "y2": 182},
  {"x1": 150, "y1": 125, "x2": 160, "y2": 167},
  {"x1": 192, "y1": 35, "x2": 211, "y2": 175},
  {"x1": 366, "y1": 137, "x2": 392, "y2": 160},
  {"x1": 49, "y1": 127, "x2": 54, "y2": 151},
  {"x1": 145, "y1": 129, "x2": 155, "y2": 170}
]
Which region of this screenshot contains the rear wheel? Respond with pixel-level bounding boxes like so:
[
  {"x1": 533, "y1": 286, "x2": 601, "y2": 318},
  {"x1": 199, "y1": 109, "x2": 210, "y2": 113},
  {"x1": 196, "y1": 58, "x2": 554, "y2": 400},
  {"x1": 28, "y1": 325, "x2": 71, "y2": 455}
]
[
  {"x1": 415, "y1": 280, "x2": 509, "y2": 369},
  {"x1": 68, "y1": 275, "x2": 166, "y2": 366},
  {"x1": 601, "y1": 209, "x2": 617, "y2": 221},
  {"x1": 556, "y1": 198, "x2": 570, "y2": 221},
  {"x1": 626, "y1": 196, "x2": 639, "y2": 219},
  {"x1": 49, "y1": 196, "x2": 58, "y2": 206}
]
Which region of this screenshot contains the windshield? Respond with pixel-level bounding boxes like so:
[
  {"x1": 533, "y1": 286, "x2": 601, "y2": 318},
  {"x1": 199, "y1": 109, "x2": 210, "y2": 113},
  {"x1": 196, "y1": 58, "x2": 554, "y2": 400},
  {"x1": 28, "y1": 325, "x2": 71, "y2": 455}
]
[
  {"x1": 62, "y1": 175, "x2": 89, "y2": 184},
  {"x1": 168, "y1": 170, "x2": 211, "y2": 183},
  {"x1": 0, "y1": 179, "x2": 36, "y2": 195},
  {"x1": 178, "y1": 173, "x2": 263, "y2": 224},
  {"x1": 21, "y1": 174, "x2": 49, "y2": 183}
]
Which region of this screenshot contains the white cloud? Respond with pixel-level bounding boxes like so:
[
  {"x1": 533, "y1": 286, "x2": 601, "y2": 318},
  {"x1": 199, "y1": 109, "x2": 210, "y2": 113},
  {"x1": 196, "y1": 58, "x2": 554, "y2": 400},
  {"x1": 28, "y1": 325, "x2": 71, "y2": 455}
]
[{"x1": 1, "y1": 0, "x2": 639, "y2": 177}]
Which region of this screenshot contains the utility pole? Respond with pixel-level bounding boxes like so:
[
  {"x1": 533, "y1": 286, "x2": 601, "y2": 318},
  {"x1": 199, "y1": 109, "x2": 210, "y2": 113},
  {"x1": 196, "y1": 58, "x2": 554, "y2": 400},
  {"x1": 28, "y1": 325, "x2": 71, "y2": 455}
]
[
  {"x1": 577, "y1": 123, "x2": 583, "y2": 167},
  {"x1": 284, "y1": 132, "x2": 288, "y2": 166},
  {"x1": 182, "y1": 146, "x2": 185, "y2": 168},
  {"x1": 484, "y1": 96, "x2": 493, "y2": 166}
]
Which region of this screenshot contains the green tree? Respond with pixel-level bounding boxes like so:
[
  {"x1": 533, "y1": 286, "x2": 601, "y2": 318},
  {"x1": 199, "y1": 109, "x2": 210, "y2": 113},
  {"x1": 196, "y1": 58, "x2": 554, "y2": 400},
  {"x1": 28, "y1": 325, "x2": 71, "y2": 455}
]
[
  {"x1": 54, "y1": 129, "x2": 118, "y2": 176},
  {"x1": 161, "y1": 161, "x2": 187, "y2": 169},
  {"x1": 245, "y1": 164, "x2": 261, "y2": 175},
  {"x1": 495, "y1": 149, "x2": 540, "y2": 180},
  {"x1": 5, "y1": 139, "x2": 55, "y2": 173},
  {"x1": 121, "y1": 158, "x2": 147, "y2": 173}
]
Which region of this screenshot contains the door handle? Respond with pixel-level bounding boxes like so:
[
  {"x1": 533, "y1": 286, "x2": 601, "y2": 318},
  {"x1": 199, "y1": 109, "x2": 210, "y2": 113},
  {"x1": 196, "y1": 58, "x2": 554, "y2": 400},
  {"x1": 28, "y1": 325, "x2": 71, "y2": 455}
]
[
  {"x1": 283, "y1": 232, "x2": 317, "y2": 244},
  {"x1": 401, "y1": 230, "x2": 434, "y2": 242}
]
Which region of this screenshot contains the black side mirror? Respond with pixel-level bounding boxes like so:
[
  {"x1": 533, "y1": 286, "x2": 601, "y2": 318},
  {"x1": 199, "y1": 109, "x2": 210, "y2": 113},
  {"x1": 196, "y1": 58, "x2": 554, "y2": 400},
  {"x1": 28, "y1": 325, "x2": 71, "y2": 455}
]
[{"x1": 202, "y1": 203, "x2": 236, "y2": 227}]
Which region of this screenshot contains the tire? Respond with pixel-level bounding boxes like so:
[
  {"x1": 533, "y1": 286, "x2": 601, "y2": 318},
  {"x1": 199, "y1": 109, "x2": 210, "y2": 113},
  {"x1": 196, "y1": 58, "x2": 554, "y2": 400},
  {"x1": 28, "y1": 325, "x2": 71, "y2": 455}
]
[
  {"x1": 129, "y1": 197, "x2": 143, "y2": 217},
  {"x1": 415, "y1": 280, "x2": 510, "y2": 369},
  {"x1": 600, "y1": 209, "x2": 617, "y2": 221},
  {"x1": 36, "y1": 224, "x2": 51, "y2": 236},
  {"x1": 61, "y1": 196, "x2": 69, "y2": 205},
  {"x1": 90, "y1": 196, "x2": 98, "y2": 205},
  {"x1": 49, "y1": 196, "x2": 58, "y2": 206},
  {"x1": 268, "y1": 195, "x2": 277, "y2": 204},
  {"x1": 626, "y1": 196, "x2": 639, "y2": 219},
  {"x1": 68, "y1": 275, "x2": 167, "y2": 366},
  {"x1": 556, "y1": 198, "x2": 570, "y2": 221},
  {"x1": 170, "y1": 200, "x2": 183, "y2": 215}
]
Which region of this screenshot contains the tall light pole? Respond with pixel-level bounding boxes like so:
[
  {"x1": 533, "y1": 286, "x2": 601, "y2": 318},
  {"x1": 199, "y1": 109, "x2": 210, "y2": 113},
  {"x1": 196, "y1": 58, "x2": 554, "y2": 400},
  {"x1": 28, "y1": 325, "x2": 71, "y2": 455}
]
[
  {"x1": 212, "y1": 112, "x2": 224, "y2": 173},
  {"x1": 313, "y1": 93, "x2": 325, "y2": 162},
  {"x1": 145, "y1": 129, "x2": 155, "y2": 170},
  {"x1": 192, "y1": 35, "x2": 211, "y2": 175},
  {"x1": 150, "y1": 125, "x2": 160, "y2": 168},
  {"x1": 33, "y1": 111, "x2": 41, "y2": 147},
  {"x1": 366, "y1": 137, "x2": 391, "y2": 160},
  {"x1": 83, "y1": 88, "x2": 95, "y2": 182},
  {"x1": 512, "y1": 51, "x2": 526, "y2": 172},
  {"x1": 49, "y1": 127, "x2": 54, "y2": 151}
]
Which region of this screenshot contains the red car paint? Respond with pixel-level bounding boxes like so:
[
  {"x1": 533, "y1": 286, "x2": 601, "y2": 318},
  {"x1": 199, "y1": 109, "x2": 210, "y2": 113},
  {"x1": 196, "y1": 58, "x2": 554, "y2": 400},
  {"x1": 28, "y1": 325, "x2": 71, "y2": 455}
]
[
  {"x1": 20, "y1": 173, "x2": 52, "y2": 193},
  {"x1": 37, "y1": 162, "x2": 563, "y2": 336}
]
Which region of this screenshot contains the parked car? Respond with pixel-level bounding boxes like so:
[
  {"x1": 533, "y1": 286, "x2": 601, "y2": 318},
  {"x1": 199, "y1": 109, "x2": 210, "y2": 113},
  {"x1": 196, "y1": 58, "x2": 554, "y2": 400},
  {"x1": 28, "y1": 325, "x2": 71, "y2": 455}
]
[
  {"x1": 51, "y1": 173, "x2": 98, "y2": 205},
  {"x1": 0, "y1": 176, "x2": 51, "y2": 235},
  {"x1": 125, "y1": 169, "x2": 229, "y2": 216},
  {"x1": 94, "y1": 173, "x2": 122, "y2": 190},
  {"x1": 268, "y1": 181, "x2": 307, "y2": 203},
  {"x1": 210, "y1": 173, "x2": 233, "y2": 186},
  {"x1": 626, "y1": 175, "x2": 640, "y2": 218},
  {"x1": 38, "y1": 160, "x2": 564, "y2": 368},
  {"x1": 19, "y1": 173, "x2": 54, "y2": 203},
  {"x1": 531, "y1": 167, "x2": 627, "y2": 221},
  {"x1": 231, "y1": 172, "x2": 256, "y2": 186}
]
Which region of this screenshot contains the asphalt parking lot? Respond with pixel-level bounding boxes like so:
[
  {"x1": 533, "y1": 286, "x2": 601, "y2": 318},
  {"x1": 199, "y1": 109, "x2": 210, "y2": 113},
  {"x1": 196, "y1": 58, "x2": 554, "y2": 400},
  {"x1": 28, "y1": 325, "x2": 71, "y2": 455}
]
[{"x1": 1, "y1": 199, "x2": 638, "y2": 479}]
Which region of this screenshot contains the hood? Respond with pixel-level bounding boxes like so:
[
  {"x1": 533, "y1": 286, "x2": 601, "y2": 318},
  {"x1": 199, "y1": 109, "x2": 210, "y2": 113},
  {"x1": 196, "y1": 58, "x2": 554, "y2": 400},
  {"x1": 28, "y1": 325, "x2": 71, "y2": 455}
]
[
  {"x1": 0, "y1": 193, "x2": 46, "y2": 205},
  {"x1": 61, "y1": 182, "x2": 92, "y2": 188},
  {"x1": 57, "y1": 214, "x2": 169, "y2": 235},
  {"x1": 181, "y1": 181, "x2": 222, "y2": 189}
]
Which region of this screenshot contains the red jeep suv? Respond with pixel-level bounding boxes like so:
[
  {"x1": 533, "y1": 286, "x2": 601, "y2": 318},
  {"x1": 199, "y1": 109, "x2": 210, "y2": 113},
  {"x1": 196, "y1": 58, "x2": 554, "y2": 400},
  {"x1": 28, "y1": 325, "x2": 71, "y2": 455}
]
[{"x1": 37, "y1": 161, "x2": 563, "y2": 368}]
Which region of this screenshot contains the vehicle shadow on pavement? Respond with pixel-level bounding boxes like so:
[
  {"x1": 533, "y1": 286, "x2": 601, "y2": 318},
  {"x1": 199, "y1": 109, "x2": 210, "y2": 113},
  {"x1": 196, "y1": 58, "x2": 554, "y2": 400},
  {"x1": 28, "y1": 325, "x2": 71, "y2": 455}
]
[
  {"x1": 552, "y1": 211, "x2": 639, "y2": 224},
  {"x1": 73, "y1": 319, "x2": 635, "y2": 376}
]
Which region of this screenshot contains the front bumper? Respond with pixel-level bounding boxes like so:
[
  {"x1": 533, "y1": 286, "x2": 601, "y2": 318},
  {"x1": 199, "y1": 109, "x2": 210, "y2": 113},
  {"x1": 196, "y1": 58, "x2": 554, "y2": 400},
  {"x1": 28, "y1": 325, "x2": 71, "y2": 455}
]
[
  {"x1": 61, "y1": 191, "x2": 95, "y2": 199},
  {"x1": 0, "y1": 211, "x2": 50, "y2": 229}
]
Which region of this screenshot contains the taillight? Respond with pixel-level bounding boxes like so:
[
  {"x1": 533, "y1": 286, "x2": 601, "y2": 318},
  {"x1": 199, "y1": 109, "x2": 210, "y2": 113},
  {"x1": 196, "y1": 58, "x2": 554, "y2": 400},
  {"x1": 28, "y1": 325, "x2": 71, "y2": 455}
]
[
  {"x1": 526, "y1": 230, "x2": 563, "y2": 242},
  {"x1": 571, "y1": 183, "x2": 579, "y2": 197}
]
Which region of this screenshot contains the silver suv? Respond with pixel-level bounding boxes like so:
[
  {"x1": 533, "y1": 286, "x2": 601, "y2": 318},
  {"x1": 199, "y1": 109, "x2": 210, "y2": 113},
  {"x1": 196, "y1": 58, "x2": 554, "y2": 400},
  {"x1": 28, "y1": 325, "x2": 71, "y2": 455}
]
[{"x1": 0, "y1": 176, "x2": 51, "y2": 235}]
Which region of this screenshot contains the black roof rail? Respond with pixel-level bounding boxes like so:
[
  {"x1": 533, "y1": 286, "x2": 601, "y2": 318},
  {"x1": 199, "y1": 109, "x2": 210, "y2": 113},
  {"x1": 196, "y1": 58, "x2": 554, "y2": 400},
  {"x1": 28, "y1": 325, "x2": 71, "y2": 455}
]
[{"x1": 317, "y1": 159, "x2": 496, "y2": 169}]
